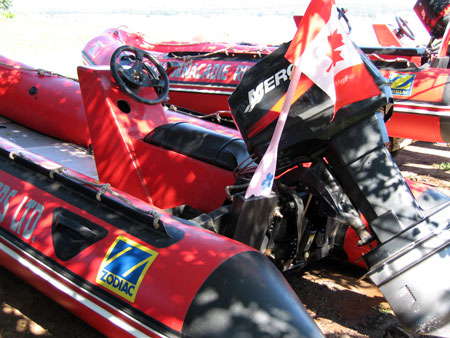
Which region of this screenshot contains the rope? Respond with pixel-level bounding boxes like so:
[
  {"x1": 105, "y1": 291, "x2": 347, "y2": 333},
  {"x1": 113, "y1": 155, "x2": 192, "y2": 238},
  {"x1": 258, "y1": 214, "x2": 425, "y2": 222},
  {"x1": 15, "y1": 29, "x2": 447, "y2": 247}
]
[
  {"x1": 9, "y1": 151, "x2": 21, "y2": 160},
  {"x1": 11, "y1": 151, "x2": 163, "y2": 229},
  {"x1": 0, "y1": 61, "x2": 78, "y2": 82},
  {"x1": 369, "y1": 53, "x2": 410, "y2": 67},
  {"x1": 167, "y1": 46, "x2": 272, "y2": 63},
  {"x1": 113, "y1": 27, "x2": 271, "y2": 62},
  {"x1": 51, "y1": 167, "x2": 162, "y2": 229}
]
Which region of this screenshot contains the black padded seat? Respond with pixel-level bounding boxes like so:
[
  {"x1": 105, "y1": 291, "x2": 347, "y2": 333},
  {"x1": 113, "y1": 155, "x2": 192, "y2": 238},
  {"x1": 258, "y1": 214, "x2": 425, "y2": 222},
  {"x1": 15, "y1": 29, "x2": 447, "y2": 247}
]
[{"x1": 144, "y1": 122, "x2": 251, "y2": 171}]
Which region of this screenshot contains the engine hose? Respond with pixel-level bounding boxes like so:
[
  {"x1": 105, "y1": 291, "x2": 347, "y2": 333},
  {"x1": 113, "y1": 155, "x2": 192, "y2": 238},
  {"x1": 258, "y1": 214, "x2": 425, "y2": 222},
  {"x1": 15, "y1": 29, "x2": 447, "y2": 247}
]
[{"x1": 332, "y1": 212, "x2": 374, "y2": 246}]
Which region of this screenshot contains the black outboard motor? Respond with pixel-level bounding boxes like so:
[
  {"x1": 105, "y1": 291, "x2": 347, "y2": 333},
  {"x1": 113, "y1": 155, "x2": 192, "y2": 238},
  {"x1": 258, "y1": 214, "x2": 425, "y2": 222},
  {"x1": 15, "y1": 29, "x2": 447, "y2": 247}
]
[{"x1": 228, "y1": 42, "x2": 450, "y2": 336}]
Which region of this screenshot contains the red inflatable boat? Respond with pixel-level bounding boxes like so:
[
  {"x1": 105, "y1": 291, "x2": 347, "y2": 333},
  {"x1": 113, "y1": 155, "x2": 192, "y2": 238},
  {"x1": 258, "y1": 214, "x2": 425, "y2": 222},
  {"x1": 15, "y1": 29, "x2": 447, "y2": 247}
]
[
  {"x1": 0, "y1": 54, "x2": 322, "y2": 338},
  {"x1": 1, "y1": 0, "x2": 449, "y2": 336}
]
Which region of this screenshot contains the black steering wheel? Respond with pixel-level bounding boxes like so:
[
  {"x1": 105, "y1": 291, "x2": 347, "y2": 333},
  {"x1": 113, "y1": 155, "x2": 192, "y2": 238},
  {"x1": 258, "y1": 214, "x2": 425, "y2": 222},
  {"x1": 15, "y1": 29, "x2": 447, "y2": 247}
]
[
  {"x1": 110, "y1": 45, "x2": 169, "y2": 105},
  {"x1": 395, "y1": 16, "x2": 415, "y2": 40}
]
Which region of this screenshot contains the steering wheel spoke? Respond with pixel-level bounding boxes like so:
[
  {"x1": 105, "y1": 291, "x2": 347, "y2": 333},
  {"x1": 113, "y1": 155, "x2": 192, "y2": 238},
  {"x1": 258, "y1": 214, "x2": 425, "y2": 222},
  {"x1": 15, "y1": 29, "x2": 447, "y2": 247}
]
[
  {"x1": 110, "y1": 45, "x2": 170, "y2": 105},
  {"x1": 146, "y1": 77, "x2": 165, "y2": 88},
  {"x1": 395, "y1": 16, "x2": 415, "y2": 41}
]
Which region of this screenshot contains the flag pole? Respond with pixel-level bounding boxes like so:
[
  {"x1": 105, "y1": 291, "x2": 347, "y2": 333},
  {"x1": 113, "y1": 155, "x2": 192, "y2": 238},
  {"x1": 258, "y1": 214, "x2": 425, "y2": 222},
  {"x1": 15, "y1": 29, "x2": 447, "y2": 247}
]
[{"x1": 245, "y1": 56, "x2": 303, "y2": 198}]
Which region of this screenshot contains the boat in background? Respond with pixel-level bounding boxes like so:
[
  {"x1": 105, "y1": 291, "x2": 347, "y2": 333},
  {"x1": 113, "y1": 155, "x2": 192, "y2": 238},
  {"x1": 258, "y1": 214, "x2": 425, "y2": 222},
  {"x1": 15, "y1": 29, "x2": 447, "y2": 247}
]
[{"x1": 82, "y1": 0, "x2": 450, "y2": 152}]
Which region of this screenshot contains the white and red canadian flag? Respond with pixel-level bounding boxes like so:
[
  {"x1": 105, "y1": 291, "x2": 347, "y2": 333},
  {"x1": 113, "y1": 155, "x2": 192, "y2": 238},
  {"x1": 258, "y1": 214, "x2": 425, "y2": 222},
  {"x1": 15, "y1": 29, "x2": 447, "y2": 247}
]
[
  {"x1": 245, "y1": 0, "x2": 381, "y2": 199},
  {"x1": 285, "y1": 0, "x2": 381, "y2": 114}
]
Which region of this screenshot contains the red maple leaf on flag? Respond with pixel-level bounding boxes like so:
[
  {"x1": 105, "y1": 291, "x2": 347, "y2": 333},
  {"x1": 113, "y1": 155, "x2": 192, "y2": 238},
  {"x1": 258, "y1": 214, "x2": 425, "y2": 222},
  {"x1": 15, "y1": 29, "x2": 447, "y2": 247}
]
[{"x1": 326, "y1": 29, "x2": 345, "y2": 72}]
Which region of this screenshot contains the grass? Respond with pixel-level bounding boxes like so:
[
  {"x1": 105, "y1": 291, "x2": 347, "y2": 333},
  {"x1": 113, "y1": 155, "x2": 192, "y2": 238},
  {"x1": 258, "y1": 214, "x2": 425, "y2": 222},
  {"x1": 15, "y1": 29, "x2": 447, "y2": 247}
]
[{"x1": 434, "y1": 162, "x2": 450, "y2": 171}]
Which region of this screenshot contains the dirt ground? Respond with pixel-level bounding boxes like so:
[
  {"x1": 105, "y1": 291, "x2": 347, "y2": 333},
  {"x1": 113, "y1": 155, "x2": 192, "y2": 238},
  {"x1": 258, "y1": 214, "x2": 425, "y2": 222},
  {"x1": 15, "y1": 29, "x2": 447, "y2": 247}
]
[
  {"x1": 394, "y1": 142, "x2": 450, "y2": 196},
  {"x1": 0, "y1": 141, "x2": 448, "y2": 338}
]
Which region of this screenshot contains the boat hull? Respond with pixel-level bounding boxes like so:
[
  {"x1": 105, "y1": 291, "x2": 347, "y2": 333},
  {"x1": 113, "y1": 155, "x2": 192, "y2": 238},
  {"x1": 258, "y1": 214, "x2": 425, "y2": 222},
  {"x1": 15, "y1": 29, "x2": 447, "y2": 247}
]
[
  {"x1": 0, "y1": 124, "x2": 322, "y2": 337},
  {"x1": 0, "y1": 56, "x2": 90, "y2": 148}
]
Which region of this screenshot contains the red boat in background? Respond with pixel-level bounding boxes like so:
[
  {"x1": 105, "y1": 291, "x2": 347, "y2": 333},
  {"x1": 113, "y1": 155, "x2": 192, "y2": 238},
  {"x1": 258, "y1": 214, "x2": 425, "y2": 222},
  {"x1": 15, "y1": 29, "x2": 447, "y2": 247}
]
[
  {"x1": 82, "y1": 26, "x2": 274, "y2": 117},
  {"x1": 82, "y1": 0, "x2": 450, "y2": 152},
  {"x1": 370, "y1": 0, "x2": 450, "y2": 148}
]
